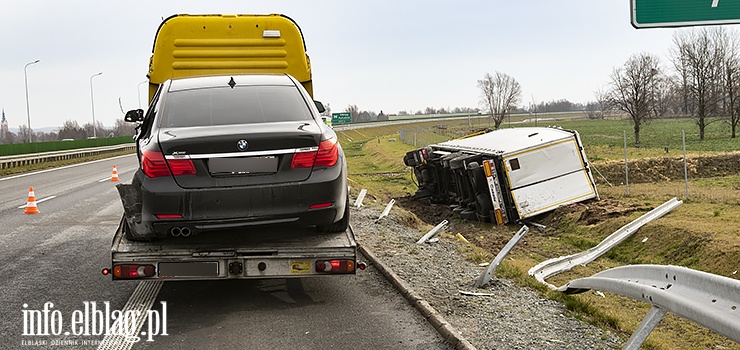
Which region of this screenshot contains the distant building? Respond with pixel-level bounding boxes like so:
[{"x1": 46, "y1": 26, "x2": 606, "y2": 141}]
[{"x1": 1, "y1": 108, "x2": 8, "y2": 142}]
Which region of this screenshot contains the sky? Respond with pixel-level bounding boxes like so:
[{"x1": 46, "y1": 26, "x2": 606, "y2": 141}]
[{"x1": 1, "y1": 0, "x2": 738, "y2": 130}]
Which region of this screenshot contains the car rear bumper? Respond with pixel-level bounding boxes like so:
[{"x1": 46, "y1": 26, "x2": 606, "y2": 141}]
[{"x1": 133, "y1": 159, "x2": 347, "y2": 238}]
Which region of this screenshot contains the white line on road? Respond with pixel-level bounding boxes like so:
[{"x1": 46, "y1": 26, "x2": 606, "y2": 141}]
[
  {"x1": 98, "y1": 177, "x2": 113, "y2": 183},
  {"x1": 0, "y1": 153, "x2": 135, "y2": 183},
  {"x1": 18, "y1": 196, "x2": 57, "y2": 208}
]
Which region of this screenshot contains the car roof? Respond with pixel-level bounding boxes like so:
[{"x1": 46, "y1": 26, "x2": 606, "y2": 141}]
[{"x1": 168, "y1": 74, "x2": 295, "y2": 92}]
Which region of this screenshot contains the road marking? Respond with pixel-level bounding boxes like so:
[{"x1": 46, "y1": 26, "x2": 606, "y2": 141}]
[
  {"x1": 18, "y1": 196, "x2": 57, "y2": 208},
  {"x1": 0, "y1": 153, "x2": 135, "y2": 183},
  {"x1": 98, "y1": 177, "x2": 113, "y2": 183},
  {"x1": 97, "y1": 280, "x2": 164, "y2": 350}
]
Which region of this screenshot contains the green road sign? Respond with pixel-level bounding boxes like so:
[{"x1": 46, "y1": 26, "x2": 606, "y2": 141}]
[
  {"x1": 632, "y1": 0, "x2": 740, "y2": 28},
  {"x1": 332, "y1": 112, "x2": 351, "y2": 125}
]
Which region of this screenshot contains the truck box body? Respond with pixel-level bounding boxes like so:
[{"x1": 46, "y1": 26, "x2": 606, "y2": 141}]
[
  {"x1": 110, "y1": 218, "x2": 357, "y2": 280},
  {"x1": 403, "y1": 127, "x2": 598, "y2": 224},
  {"x1": 147, "y1": 14, "x2": 313, "y2": 101}
]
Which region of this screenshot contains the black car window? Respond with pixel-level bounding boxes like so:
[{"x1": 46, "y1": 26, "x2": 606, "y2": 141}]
[{"x1": 160, "y1": 85, "x2": 312, "y2": 127}]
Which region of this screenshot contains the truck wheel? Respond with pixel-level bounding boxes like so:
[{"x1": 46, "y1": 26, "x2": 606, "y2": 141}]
[{"x1": 317, "y1": 199, "x2": 350, "y2": 233}]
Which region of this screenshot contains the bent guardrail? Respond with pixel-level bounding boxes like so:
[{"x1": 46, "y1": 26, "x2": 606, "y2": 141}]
[
  {"x1": 0, "y1": 144, "x2": 135, "y2": 170},
  {"x1": 529, "y1": 198, "x2": 683, "y2": 290},
  {"x1": 558, "y1": 265, "x2": 740, "y2": 349}
]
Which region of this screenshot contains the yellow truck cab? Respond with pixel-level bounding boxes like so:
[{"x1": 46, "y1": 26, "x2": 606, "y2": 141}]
[{"x1": 147, "y1": 14, "x2": 315, "y2": 102}]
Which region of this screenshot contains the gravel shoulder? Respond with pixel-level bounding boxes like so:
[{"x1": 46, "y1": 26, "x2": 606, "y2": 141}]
[{"x1": 351, "y1": 204, "x2": 623, "y2": 350}]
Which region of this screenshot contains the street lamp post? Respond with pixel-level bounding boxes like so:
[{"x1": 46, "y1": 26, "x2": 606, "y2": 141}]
[
  {"x1": 137, "y1": 80, "x2": 148, "y2": 109},
  {"x1": 90, "y1": 72, "x2": 103, "y2": 138},
  {"x1": 24, "y1": 59, "x2": 40, "y2": 143}
]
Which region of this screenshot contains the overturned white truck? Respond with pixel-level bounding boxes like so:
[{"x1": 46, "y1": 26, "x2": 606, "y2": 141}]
[{"x1": 403, "y1": 127, "x2": 599, "y2": 225}]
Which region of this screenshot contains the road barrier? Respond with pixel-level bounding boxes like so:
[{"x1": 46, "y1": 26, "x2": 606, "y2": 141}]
[
  {"x1": 0, "y1": 144, "x2": 135, "y2": 170},
  {"x1": 529, "y1": 198, "x2": 683, "y2": 290},
  {"x1": 559, "y1": 265, "x2": 740, "y2": 348},
  {"x1": 416, "y1": 220, "x2": 449, "y2": 244},
  {"x1": 475, "y1": 225, "x2": 529, "y2": 287}
]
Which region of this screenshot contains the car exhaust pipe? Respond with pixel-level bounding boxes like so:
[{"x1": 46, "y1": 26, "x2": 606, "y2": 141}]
[
  {"x1": 170, "y1": 227, "x2": 182, "y2": 237},
  {"x1": 180, "y1": 227, "x2": 191, "y2": 237}
]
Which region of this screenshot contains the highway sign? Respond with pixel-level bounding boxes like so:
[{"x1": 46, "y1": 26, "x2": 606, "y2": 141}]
[
  {"x1": 632, "y1": 0, "x2": 740, "y2": 28},
  {"x1": 332, "y1": 112, "x2": 351, "y2": 125}
]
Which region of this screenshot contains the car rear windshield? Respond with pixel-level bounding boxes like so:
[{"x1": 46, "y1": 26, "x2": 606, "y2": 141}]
[{"x1": 159, "y1": 85, "x2": 312, "y2": 127}]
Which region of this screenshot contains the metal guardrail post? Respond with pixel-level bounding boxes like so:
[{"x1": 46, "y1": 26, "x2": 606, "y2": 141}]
[
  {"x1": 416, "y1": 220, "x2": 449, "y2": 244},
  {"x1": 475, "y1": 225, "x2": 529, "y2": 288},
  {"x1": 355, "y1": 189, "x2": 367, "y2": 208},
  {"x1": 623, "y1": 306, "x2": 667, "y2": 350},
  {"x1": 376, "y1": 199, "x2": 395, "y2": 222}
]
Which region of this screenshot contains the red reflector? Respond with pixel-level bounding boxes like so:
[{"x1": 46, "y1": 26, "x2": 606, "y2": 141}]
[
  {"x1": 155, "y1": 214, "x2": 183, "y2": 219},
  {"x1": 101, "y1": 268, "x2": 110, "y2": 276},
  {"x1": 112, "y1": 264, "x2": 156, "y2": 279},
  {"x1": 315, "y1": 259, "x2": 355, "y2": 273},
  {"x1": 309, "y1": 202, "x2": 333, "y2": 209}
]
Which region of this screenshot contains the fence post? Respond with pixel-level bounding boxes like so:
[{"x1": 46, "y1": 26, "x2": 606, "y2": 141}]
[
  {"x1": 683, "y1": 130, "x2": 689, "y2": 200},
  {"x1": 624, "y1": 131, "x2": 629, "y2": 196}
]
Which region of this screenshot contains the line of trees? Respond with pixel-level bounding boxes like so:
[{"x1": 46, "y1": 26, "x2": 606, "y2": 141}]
[
  {"x1": 603, "y1": 27, "x2": 740, "y2": 144},
  {"x1": 0, "y1": 119, "x2": 136, "y2": 144}
]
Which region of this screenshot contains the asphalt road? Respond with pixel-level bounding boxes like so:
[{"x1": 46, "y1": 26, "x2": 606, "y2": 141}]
[{"x1": 0, "y1": 154, "x2": 451, "y2": 350}]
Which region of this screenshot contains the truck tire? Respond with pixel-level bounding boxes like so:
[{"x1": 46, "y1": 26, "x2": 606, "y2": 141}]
[{"x1": 317, "y1": 198, "x2": 350, "y2": 233}]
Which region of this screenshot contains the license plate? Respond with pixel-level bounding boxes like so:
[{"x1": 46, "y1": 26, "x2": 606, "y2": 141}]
[
  {"x1": 209, "y1": 156, "x2": 278, "y2": 174},
  {"x1": 159, "y1": 262, "x2": 219, "y2": 277}
]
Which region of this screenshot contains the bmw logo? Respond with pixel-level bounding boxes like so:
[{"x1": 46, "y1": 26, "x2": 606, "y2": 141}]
[{"x1": 237, "y1": 139, "x2": 249, "y2": 151}]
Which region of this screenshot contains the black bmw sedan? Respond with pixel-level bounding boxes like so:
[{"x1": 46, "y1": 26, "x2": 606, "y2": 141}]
[{"x1": 117, "y1": 74, "x2": 348, "y2": 240}]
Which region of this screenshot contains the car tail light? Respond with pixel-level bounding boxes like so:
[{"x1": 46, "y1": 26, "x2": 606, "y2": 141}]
[
  {"x1": 290, "y1": 138, "x2": 338, "y2": 168},
  {"x1": 168, "y1": 159, "x2": 196, "y2": 176},
  {"x1": 315, "y1": 138, "x2": 338, "y2": 167},
  {"x1": 315, "y1": 259, "x2": 355, "y2": 273},
  {"x1": 290, "y1": 150, "x2": 317, "y2": 168},
  {"x1": 113, "y1": 264, "x2": 156, "y2": 279},
  {"x1": 142, "y1": 150, "x2": 171, "y2": 178},
  {"x1": 142, "y1": 150, "x2": 196, "y2": 178}
]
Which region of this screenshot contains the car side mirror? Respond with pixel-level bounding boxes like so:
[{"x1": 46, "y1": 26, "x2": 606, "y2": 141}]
[
  {"x1": 314, "y1": 101, "x2": 326, "y2": 114},
  {"x1": 125, "y1": 109, "x2": 144, "y2": 122}
]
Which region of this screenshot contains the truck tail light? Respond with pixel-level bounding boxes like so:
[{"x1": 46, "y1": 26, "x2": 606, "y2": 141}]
[
  {"x1": 142, "y1": 150, "x2": 196, "y2": 178},
  {"x1": 291, "y1": 138, "x2": 338, "y2": 168},
  {"x1": 315, "y1": 259, "x2": 355, "y2": 273},
  {"x1": 113, "y1": 264, "x2": 156, "y2": 279}
]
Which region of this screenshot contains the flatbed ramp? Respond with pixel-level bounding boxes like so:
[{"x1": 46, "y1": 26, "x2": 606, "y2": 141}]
[{"x1": 109, "y1": 220, "x2": 358, "y2": 280}]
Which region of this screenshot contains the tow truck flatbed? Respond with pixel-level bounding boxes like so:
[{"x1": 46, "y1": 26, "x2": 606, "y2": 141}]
[{"x1": 109, "y1": 218, "x2": 358, "y2": 280}]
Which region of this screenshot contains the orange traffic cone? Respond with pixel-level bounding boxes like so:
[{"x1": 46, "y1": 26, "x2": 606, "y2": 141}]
[
  {"x1": 111, "y1": 165, "x2": 119, "y2": 182},
  {"x1": 24, "y1": 187, "x2": 40, "y2": 214}
]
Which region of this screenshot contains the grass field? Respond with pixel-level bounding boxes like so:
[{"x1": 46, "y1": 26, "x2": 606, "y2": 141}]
[{"x1": 337, "y1": 116, "x2": 740, "y2": 350}]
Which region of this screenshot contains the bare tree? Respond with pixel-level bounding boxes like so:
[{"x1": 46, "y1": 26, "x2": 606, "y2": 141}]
[
  {"x1": 478, "y1": 72, "x2": 522, "y2": 129},
  {"x1": 607, "y1": 53, "x2": 663, "y2": 145},
  {"x1": 670, "y1": 28, "x2": 728, "y2": 140},
  {"x1": 719, "y1": 31, "x2": 740, "y2": 138},
  {"x1": 17, "y1": 124, "x2": 30, "y2": 143},
  {"x1": 113, "y1": 119, "x2": 137, "y2": 137},
  {"x1": 346, "y1": 104, "x2": 359, "y2": 122}
]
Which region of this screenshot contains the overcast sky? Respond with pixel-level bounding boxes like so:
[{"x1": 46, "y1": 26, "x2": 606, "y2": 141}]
[{"x1": 1, "y1": 1, "x2": 738, "y2": 130}]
